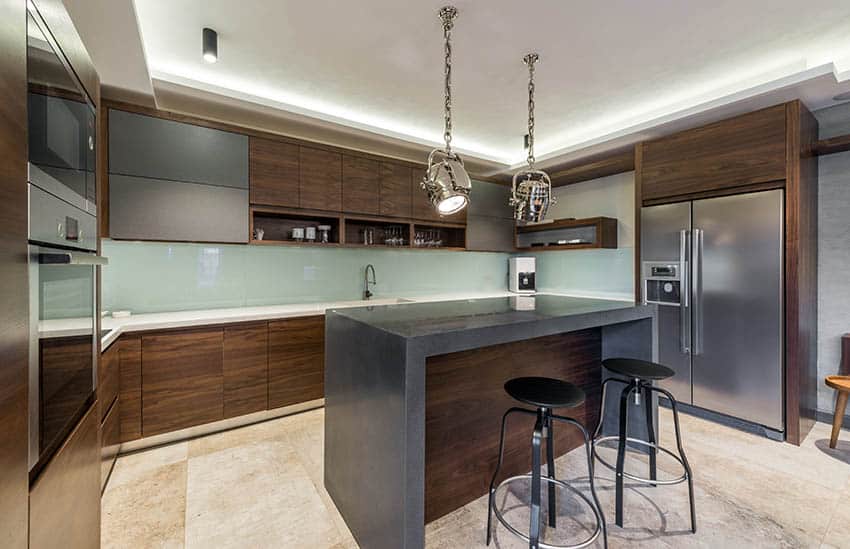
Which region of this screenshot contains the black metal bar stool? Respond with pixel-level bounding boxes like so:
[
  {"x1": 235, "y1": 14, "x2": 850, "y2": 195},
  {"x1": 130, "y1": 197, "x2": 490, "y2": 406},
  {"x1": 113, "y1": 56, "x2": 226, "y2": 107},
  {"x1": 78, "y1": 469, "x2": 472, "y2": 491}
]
[
  {"x1": 486, "y1": 377, "x2": 608, "y2": 549},
  {"x1": 592, "y1": 358, "x2": 696, "y2": 533}
]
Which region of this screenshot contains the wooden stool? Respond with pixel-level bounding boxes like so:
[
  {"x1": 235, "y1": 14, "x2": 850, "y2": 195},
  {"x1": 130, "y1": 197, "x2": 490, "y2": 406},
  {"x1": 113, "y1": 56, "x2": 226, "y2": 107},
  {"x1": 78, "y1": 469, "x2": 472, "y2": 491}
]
[{"x1": 826, "y1": 376, "x2": 850, "y2": 448}]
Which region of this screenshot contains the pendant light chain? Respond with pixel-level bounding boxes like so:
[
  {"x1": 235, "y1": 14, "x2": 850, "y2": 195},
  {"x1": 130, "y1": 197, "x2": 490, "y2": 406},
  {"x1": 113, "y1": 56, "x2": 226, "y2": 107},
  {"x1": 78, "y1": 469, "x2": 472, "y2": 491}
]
[
  {"x1": 524, "y1": 53, "x2": 539, "y2": 169},
  {"x1": 440, "y1": 6, "x2": 457, "y2": 155}
]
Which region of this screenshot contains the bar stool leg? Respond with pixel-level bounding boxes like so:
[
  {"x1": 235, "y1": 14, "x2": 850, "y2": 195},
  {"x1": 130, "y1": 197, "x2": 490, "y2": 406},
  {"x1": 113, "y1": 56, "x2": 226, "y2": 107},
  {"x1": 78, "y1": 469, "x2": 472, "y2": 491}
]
[
  {"x1": 615, "y1": 382, "x2": 633, "y2": 528},
  {"x1": 831, "y1": 391, "x2": 848, "y2": 449},
  {"x1": 651, "y1": 386, "x2": 696, "y2": 534},
  {"x1": 487, "y1": 407, "x2": 534, "y2": 545},
  {"x1": 530, "y1": 411, "x2": 544, "y2": 549},
  {"x1": 545, "y1": 410, "x2": 557, "y2": 529},
  {"x1": 643, "y1": 384, "x2": 657, "y2": 485}
]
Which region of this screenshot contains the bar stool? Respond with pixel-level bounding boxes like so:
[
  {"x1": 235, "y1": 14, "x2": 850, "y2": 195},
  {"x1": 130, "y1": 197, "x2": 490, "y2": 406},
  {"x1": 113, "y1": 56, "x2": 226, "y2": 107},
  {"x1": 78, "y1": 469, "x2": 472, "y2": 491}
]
[
  {"x1": 486, "y1": 377, "x2": 607, "y2": 549},
  {"x1": 592, "y1": 358, "x2": 696, "y2": 533}
]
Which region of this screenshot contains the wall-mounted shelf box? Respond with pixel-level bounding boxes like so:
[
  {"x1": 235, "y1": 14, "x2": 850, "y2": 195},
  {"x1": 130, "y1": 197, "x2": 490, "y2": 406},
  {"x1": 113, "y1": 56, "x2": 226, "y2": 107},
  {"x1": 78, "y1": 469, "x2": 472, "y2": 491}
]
[{"x1": 515, "y1": 216, "x2": 618, "y2": 250}]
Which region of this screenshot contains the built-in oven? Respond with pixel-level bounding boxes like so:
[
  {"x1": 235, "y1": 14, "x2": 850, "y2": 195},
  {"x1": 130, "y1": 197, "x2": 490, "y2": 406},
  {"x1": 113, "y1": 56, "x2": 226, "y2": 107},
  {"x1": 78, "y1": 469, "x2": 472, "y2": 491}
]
[
  {"x1": 27, "y1": 3, "x2": 97, "y2": 217},
  {"x1": 26, "y1": 1, "x2": 105, "y2": 477}
]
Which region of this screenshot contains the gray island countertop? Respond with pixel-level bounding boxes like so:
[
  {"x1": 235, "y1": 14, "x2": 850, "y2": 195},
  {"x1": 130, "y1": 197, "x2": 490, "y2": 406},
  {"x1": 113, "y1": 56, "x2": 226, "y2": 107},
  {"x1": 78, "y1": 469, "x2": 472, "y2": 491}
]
[{"x1": 324, "y1": 295, "x2": 657, "y2": 549}]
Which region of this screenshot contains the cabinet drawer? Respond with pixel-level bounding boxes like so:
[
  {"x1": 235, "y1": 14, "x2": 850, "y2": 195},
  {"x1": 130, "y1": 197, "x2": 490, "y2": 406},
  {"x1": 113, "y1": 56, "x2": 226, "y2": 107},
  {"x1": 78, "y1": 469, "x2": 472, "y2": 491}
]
[
  {"x1": 268, "y1": 316, "x2": 324, "y2": 409},
  {"x1": 99, "y1": 343, "x2": 119, "y2": 423}
]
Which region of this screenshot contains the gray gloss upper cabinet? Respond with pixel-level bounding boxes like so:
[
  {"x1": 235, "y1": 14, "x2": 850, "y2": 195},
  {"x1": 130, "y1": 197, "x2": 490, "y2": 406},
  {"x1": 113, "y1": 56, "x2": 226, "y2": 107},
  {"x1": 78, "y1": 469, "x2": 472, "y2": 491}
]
[
  {"x1": 465, "y1": 180, "x2": 516, "y2": 252},
  {"x1": 109, "y1": 109, "x2": 248, "y2": 188}
]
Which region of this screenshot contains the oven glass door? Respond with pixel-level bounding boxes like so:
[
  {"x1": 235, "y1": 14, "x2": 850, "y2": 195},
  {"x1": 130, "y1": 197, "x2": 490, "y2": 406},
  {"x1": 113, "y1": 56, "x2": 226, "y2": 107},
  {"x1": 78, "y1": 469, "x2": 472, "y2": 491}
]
[
  {"x1": 29, "y1": 245, "x2": 96, "y2": 473},
  {"x1": 26, "y1": 9, "x2": 96, "y2": 213}
]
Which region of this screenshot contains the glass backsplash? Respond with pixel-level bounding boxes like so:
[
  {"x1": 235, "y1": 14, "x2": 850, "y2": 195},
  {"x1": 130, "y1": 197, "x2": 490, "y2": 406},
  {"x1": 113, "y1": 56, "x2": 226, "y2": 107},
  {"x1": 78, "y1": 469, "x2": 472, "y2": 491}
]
[
  {"x1": 530, "y1": 248, "x2": 634, "y2": 301},
  {"x1": 101, "y1": 240, "x2": 511, "y2": 314}
]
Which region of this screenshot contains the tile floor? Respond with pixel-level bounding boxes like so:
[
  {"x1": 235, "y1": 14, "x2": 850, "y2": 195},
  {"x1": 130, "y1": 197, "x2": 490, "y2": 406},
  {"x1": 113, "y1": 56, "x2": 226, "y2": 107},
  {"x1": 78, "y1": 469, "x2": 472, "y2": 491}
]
[{"x1": 102, "y1": 407, "x2": 850, "y2": 548}]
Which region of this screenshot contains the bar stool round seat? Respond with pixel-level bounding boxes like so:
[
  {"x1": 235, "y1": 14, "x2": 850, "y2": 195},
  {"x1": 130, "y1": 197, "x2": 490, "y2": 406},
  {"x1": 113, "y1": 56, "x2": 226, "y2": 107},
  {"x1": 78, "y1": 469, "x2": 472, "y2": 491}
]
[
  {"x1": 487, "y1": 377, "x2": 607, "y2": 549},
  {"x1": 601, "y1": 358, "x2": 674, "y2": 380},
  {"x1": 505, "y1": 377, "x2": 586, "y2": 409}
]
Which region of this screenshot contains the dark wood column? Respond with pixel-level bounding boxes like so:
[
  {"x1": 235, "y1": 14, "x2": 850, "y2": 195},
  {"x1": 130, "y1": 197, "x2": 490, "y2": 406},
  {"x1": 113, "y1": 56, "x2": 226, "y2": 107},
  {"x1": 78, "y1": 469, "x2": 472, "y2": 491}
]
[{"x1": 0, "y1": 0, "x2": 31, "y2": 545}]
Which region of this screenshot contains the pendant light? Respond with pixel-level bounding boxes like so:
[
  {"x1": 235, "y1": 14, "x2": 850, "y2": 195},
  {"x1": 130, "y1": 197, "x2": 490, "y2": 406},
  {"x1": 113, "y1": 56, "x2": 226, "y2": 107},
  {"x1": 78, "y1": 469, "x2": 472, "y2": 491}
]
[
  {"x1": 421, "y1": 6, "x2": 471, "y2": 216},
  {"x1": 510, "y1": 53, "x2": 554, "y2": 223}
]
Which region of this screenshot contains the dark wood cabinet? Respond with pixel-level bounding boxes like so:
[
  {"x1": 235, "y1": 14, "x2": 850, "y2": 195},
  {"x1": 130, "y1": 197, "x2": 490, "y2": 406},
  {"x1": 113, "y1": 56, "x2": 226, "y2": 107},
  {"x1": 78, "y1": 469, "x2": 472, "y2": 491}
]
[
  {"x1": 30, "y1": 404, "x2": 100, "y2": 549},
  {"x1": 300, "y1": 147, "x2": 342, "y2": 211},
  {"x1": 118, "y1": 335, "x2": 142, "y2": 442},
  {"x1": 268, "y1": 316, "x2": 325, "y2": 409},
  {"x1": 141, "y1": 328, "x2": 224, "y2": 437},
  {"x1": 640, "y1": 104, "x2": 787, "y2": 203},
  {"x1": 98, "y1": 342, "x2": 119, "y2": 422},
  {"x1": 100, "y1": 397, "x2": 120, "y2": 490},
  {"x1": 379, "y1": 162, "x2": 412, "y2": 218},
  {"x1": 223, "y1": 323, "x2": 268, "y2": 418},
  {"x1": 249, "y1": 137, "x2": 300, "y2": 208},
  {"x1": 342, "y1": 155, "x2": 380, "y2": 215}
]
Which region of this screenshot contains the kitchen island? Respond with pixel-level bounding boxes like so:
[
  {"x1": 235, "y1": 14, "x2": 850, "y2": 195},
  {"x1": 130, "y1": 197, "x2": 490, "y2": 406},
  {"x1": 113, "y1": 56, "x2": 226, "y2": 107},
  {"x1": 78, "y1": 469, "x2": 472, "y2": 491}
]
[{"x1": 324, "y1": 295, "x2": 657, "y2": 549}]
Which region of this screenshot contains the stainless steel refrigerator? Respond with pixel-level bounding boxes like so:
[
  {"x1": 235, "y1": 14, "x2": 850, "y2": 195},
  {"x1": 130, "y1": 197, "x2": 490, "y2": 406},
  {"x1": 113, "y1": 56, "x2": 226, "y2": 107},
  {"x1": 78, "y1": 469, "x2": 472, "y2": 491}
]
[{"x1": 641, "y1": 190, "x2": 784, "y2": 434}]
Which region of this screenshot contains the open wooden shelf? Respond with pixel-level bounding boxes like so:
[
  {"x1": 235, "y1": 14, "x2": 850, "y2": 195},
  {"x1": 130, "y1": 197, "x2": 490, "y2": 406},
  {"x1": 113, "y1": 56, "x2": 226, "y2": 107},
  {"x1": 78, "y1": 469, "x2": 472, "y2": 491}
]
[
  {"x1": 412, "y1": 223, "x2": 466, "y2": 249},
  {"x1": 515, "y1": 216, "x2": 617, "y2": 250}
]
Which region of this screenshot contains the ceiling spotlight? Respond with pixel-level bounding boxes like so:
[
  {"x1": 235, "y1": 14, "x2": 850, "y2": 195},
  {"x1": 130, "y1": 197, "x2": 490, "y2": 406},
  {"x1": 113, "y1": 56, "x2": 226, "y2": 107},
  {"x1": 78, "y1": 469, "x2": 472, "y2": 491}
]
[
  {"x1": 421, "y1": 6, "x2": 471, "y2": 216},
  {"x1": 203, "y1": 27, "x2": 218, "y2": 63}
]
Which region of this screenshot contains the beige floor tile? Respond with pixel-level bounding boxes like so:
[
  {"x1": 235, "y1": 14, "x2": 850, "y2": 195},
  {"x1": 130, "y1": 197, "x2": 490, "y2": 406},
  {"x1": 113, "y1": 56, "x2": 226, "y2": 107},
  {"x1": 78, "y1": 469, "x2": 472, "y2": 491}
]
[
  {"x1": 185, "y1": 438, "x2": 344, "y2": 549},
  {"x1": 101, "y1": 461, "x2": 187, "y2": 549},
  {"x1": 108, "y1": 441, "x2": 188, "y2": 489}
]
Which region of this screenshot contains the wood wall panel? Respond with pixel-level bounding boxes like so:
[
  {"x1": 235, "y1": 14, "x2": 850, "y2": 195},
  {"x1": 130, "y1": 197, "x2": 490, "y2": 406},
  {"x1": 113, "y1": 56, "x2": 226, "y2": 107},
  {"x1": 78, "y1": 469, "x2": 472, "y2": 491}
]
[
  {"x1": 342, "y1": 155, "x2": 380, "y2": 215},
  {"x1": 425, "y1": 329, "x2": 602, "y2": 522},
  {"x1": 549, "y1": 149, "x2": 635, "y2": 187},
  {"x1": 379, "y1": 162, "x2": 412, "y2": 218},
  {"x1": 223, "y1": 323, "x2": 268, "y2": 418},
  {"x1": 640, "y1": 105, "x2": 787, "y2": 203},
  {"x1": 0, "y1": 0, "x2": 30, "y2": 542},
  {"x1": 249, "y1": 137, "x2": 300, "y2": 208},
  {"x1": 785, "y1": 101, "x2": 819, "y2": 445},
  {"x1": 300, "y1": 147, "x2": 341, "y2": 211},
  {"x1": 268, "y1": 316, "x2": 324, "y2": 409},
  {"x1": 29, "y1": 404, "x2": 100, "y2": 549},
  {"x1": 141, "y1": 328, "x2": 224, "y2": 437},
  {"x1": 118, "y1": 336, "x2": 142, "y2": 442}
]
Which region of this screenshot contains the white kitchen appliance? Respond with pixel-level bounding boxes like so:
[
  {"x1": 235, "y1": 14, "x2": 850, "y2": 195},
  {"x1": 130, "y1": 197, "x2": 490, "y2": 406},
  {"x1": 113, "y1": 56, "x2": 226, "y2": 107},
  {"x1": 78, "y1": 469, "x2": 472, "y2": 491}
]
[{"x1": 509, "y1": 257, "x2": 536, "y2": 294}]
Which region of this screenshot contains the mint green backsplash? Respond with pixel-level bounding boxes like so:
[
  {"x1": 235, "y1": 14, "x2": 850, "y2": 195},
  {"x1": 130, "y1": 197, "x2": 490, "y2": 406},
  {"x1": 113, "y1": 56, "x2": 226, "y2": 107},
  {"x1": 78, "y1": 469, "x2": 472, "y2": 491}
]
[
  {"x1": 101, "y1": 240, "x2": 510, "y2": 314},
  {"x1": 530, "y1": 248, "x2": 634, "y2": 301}
]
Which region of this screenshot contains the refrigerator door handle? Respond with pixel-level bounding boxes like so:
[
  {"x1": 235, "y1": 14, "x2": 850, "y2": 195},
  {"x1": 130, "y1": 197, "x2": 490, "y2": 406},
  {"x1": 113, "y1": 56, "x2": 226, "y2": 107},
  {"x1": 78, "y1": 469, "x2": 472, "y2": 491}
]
[
  {"x1": 679, "y1": 229, "x2": 691, "y2": 354},
  {"x1": 692, "y1": 228, "x2": 704, "y2": 356}
]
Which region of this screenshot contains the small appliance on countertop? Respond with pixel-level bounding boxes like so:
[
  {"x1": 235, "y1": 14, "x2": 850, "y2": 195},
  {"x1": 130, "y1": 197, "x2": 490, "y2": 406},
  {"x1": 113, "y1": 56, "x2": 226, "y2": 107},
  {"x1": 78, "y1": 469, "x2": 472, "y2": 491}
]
[{"x1": 509, "y1": 256, "x2": 536, "y2": 294}]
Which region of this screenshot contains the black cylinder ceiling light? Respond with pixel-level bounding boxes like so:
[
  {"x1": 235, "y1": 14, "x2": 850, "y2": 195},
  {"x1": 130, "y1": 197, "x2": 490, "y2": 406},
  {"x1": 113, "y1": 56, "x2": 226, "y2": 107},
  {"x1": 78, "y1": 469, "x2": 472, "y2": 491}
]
[{"x1": 203, "y1": 27, "x2": 218, "y2": 63}]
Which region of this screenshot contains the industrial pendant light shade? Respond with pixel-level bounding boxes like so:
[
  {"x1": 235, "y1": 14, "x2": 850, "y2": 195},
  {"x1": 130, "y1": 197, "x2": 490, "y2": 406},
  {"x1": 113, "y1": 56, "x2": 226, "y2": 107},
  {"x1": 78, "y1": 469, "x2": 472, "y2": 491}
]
[
  {"x1": 510, "y1": 53, "x2": 554, "y2": 223},
  {"x1": 421, "y1": 6, "x2": 471, "y2": 216}
]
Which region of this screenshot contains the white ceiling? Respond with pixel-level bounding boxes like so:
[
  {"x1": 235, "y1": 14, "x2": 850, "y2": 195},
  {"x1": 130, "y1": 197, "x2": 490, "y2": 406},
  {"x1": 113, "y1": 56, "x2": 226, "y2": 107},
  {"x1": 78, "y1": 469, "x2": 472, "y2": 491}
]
[{"x1": 68, "y1": 0, "x2": 850, "y2": 170}]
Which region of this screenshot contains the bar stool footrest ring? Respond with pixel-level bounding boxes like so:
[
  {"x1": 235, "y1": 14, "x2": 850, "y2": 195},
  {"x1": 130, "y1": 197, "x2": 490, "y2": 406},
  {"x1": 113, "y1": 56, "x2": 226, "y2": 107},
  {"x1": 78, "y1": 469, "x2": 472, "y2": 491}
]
[
  {"x1": 490, "y1": 474, "x2": 602, "y2": 549},
  {"x1": 592, "y1": 435, "x2": 688, "y2": 485}
]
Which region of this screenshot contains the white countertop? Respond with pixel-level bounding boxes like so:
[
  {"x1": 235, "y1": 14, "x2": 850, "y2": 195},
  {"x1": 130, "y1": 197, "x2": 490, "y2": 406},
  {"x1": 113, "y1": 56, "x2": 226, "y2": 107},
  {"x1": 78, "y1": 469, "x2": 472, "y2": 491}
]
[{"x1": 38, "y1": 290, "x2": 633, "y2": 352}]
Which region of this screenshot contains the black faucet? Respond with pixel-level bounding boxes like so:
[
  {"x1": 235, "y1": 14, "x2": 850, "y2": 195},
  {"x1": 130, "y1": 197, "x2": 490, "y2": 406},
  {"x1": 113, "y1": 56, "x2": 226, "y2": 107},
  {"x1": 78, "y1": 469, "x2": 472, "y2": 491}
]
[{"x1": 363, "y1": 264, "x2": 376, "y2": 300}]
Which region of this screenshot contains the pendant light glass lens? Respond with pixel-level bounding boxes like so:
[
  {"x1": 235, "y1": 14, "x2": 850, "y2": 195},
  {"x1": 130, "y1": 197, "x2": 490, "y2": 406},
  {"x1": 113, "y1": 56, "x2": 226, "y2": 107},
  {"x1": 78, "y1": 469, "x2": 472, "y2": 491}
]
[{"x1": 437, "y1": 194, "x2": 468, "y2": 214}]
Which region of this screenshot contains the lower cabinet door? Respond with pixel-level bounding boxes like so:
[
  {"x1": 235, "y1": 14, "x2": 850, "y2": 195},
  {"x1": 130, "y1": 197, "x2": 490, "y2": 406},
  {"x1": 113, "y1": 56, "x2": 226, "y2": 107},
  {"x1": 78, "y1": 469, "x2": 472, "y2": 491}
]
[
  {"x1": 268, "y1": 316, "x2": 324, "y2": 409},
  {"x1": 223, "y1": 323, "x2": 268, "y2": 418},
  {"x1": 101, "y1": 398, "x2": 120, "y2": 490},
  {"x1": 141, "y1": 328, "x2": 224, "y2": 437},
  {"x1": 30, "y1": 404, "x2": 100, "y2": 549}
]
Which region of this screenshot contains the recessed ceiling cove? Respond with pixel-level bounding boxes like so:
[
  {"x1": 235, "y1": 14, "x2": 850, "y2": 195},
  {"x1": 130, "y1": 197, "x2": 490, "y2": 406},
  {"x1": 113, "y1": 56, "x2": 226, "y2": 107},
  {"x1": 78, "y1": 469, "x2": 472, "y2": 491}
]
[{"x1": 134, "y1": 0, "x2": 850, "y2": 165}]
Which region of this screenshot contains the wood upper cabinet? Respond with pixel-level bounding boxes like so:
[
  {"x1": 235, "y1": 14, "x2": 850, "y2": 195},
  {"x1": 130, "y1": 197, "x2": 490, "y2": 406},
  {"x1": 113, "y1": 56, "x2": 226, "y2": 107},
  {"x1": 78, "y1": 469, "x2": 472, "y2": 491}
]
[
  {"x1": 640, "y1": 104, "x2": 787, "y2": 203},
  {"x1": 223, "y1": 323, "x2": 268, "y2": 419},
  {"x1": 268, "y1": 316, "x2": 324, "y2": 409},
  {"x1": 379, "y1": 162, "x2": 412, "y2": 218},
  {"x1": 342, "y1": 155, "x2": 380, "y2": 215},
  {"x1": 30, "y1": 405, "x2": 100, "y2": 549},
  {"x1": 141, "y1": 328, "x2": 224, "y2": 437},
  {"x1": 300, "y1": 147, "x2": 342, "y2": 211},
  {"x1": 249, "y1": 137, "x2": 300, "y2": 207}
]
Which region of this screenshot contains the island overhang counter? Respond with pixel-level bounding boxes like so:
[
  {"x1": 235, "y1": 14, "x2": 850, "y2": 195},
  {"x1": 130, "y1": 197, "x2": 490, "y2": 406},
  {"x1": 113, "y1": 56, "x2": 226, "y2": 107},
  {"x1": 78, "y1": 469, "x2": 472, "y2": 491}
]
[{"x1": 324, "y1": 295, "x2": 657, "y2": 549}]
